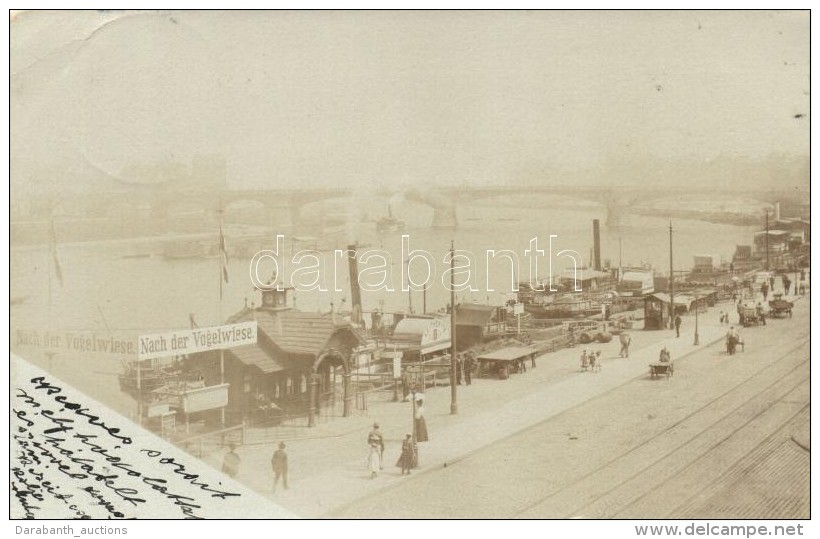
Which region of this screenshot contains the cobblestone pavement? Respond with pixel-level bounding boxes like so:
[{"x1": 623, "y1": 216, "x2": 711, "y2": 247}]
[{"x1": 200, "y1": 284, "x2": 809, "y2": 518}]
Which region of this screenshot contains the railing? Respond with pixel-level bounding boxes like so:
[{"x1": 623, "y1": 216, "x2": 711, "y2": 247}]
[{"x1": 176, "y1": 423, "x2": 246, "y2": 458}]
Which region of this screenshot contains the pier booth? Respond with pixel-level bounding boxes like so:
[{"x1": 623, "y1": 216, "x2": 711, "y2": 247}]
[
  {"x1": 455, "y1": 303, "x2": 507, "y2": 348},
  {"x1": 184, "y1": 286, "x2": 365, "y2": 427},
  {"x1": 644, "y1": 293, "x2": 671, "y2": 330}
]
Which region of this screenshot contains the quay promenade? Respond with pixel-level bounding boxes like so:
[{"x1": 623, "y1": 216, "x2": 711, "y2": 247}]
[{"x1": 200, "y1": 278, "x2": 810, "y2": 518}]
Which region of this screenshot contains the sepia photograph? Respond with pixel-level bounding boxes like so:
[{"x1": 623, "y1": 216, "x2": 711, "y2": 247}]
[{"x1": 8, "y1": 8, "x2": 811, "y2": 525}]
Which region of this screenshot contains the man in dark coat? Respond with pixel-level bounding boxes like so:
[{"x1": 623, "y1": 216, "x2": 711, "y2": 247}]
[
  {"x1": 464, "y1": 353, "x2": 474, "y2": 385},
  {"x1": 674, "y1": 315, "x2": 682, "y2": 337},
  {"x1": 455, "y1": 355, "x2": 464, "y2": 385},
  {"x1": 271, "y1": 442, "x2": 288, "y2": 492}
]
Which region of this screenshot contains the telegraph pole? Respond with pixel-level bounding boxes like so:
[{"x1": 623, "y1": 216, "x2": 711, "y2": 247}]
[
  {"x1": 669, "y1": 221, "x2": 675, "y2": 329},
  {"x1": 449, "y1": 240, "x2": 458, "y2": 415},
  {"x1": 765, "y1": 209, "x2": 770, "y2": 271},
  {"x1": 693, "y1": 295, "x2": 700, "y2": 345},
  {"x1": 406, "y1": 257, "x2": 413, "y2": 314},
  {"x1": 423, "y1": 281, "x2": 428, "y2": 314}
]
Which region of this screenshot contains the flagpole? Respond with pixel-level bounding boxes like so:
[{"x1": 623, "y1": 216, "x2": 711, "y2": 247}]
[
  {"x1": 47, "y1": 217, "x2": 53, "y2": 373},
  {"x1": 46, "y1": 212, "x2": 59, "y2": 373},
  {"x1": 219, "y1": 202, "x2": 226, "y2": 428}
]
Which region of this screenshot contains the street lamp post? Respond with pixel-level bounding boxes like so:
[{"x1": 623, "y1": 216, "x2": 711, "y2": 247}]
[
  {"x1": 411, "y1": 389, "x2": 419, "y2": 465},
  {"x1": 449, "y1": 240, "x2": 459, "y2": 415},
  {"x1": 765, "y1": 209, "x2": 770, "y2": 271},
  {"x1": 693, "y1": 297, "x2": 700, "y2": 345},
  {"x1": 669, "y1": 221, "x2": 675, "y2": 330}
]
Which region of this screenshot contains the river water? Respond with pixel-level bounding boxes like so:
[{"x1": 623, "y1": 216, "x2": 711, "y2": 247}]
[
  {"x1": 11, "y1": 200, "x2": 760, "y2": 336},
  {"x1": 9, "y1": 199, "x2": 762, "y2": 417}
]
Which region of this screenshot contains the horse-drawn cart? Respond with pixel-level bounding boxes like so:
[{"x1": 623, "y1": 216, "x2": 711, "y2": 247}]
[
  {"x1": 649, "y1": 362, "x2": 674, "y2": 379},
  {"x1": 768, "y1": 294, "x2": 793, "y2": 318},
  {"x1": 737, "y1": 304, "x2": 765, "y2": 327}
]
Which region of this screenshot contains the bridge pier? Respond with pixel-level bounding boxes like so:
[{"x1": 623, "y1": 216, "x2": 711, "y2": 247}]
[
  {"x1": 266, "y1": 201, "x2": 295, "y2": 232},
  {"x1": 431, "y1": 204, "x2": 458, "y2": 229},
  {"x1": 404, "y1": 188, "x2": 458, "y2": 229}
]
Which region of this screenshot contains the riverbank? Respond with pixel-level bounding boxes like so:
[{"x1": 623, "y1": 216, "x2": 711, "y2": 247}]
[{"x1": 197, "y1": 278, "x2": 808, "y2": 517}]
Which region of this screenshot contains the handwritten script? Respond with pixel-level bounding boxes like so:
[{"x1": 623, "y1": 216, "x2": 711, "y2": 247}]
[{"x1": 10, "y1": 354, "x2": 293, "y2": 519}]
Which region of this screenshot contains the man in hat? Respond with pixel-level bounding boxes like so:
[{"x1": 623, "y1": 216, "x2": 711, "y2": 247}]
[
  {"x1": 271, "y1": 442, "x2": 288, "y2": 492},
  {"x1": 464, "y1": 352, "x2": 475, "y2": 385},
  {"x1": 367, "y1": 422, "x2": 385, "y2": 468}
]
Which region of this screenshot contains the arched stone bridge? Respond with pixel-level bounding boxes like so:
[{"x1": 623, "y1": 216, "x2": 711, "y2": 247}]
[{"x1": 40, "y1": 183, "x2": 804, "y2": 231}]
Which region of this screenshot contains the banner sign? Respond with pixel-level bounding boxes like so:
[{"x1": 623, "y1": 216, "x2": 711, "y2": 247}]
[
  {"x1": 180, "y1": 383, "x2": 230, "y2": 413},
  {"x1": 138, "y1": 321, "x2": 257, "y2": 360}
]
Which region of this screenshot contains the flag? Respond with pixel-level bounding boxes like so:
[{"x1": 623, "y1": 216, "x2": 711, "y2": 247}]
[
  {"x1": 49, "y1": 218, "x2": 64, "y2": 287},
  {"x1": 219, "y1": 223, "x2": 229, "y2": 284}
]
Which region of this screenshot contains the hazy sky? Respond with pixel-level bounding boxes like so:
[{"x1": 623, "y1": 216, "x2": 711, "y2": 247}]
[{"x1": 10, "y1": 10, "x2": 809, "y2": 192}]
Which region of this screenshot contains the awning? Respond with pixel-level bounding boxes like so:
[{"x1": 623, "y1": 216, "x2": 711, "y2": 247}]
[
  {"x1": 421, "y1": 339, "x2": 451, "y2": 355},
  {"x1": 392, "y1": 316, "x2": 452, "y2": 355},
  {"x1": 229, "y1": 345, "x2": 286, "y2": 374}
]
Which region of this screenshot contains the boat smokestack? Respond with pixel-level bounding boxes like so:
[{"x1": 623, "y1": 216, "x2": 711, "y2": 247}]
[
  {"x1": 774, "y1": 201, "x2": 781, "y2": 222},
  {"x1": 593, "y1": 219, "x2": 602, "y2": 271},
  {"x1": 347, "y1": 243, "x2": 363, "y2": 325}
]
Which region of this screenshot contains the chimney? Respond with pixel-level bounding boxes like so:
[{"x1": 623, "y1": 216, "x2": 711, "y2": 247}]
[
  {"x1": 593, "y1": 219, "x2": 602, "y2": 271},
  {"x1": 774, "y1": 201, "x2": 781, "y2": 222}
]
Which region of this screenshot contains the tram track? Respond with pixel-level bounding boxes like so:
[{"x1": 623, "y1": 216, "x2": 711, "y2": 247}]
[
  {"x1": 327, "y1": 307, "x2": 810, "y2": 519},
  {"x1": 655, "y1": 405, "x2": 810, "y2": 519},
  {"x1": 513, "y1": 337, "x2": 810, "y2": 518},
  {"x1": 592, "y1": 379, "x2": 808, "y2": 518}
]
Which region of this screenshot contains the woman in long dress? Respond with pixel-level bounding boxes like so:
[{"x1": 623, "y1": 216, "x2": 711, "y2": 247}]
[
  {"x1": 396, "y1": 434, "x2": 417, "y2": 475},
  {"x1": 414, "y1": 400, "x2": 429, "y2": 442},
  {"x1": 367, "y1": 442, "x2": 381, "y2": 479}
]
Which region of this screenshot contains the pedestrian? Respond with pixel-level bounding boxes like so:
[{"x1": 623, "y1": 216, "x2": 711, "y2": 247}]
[
  {"x1": 401, "y1": 371, "x2": 411, "y2": 400},
  {"x1": 221, "y1": 443, "x2": 240, "y2": 479},
  {"x1": 756, "y1": 302, "x2": 767, "y2": 325},
  {"x1": 718, "y1": 311, "x2": 724, "y2": 324},
  {"x1": 456, "y1": 354, "x2": 464, "y2": 386},
  {"x1": 800, "y1": 283, "x2": 805, "y2": 295},
  {"x1": 367, "y1": 442, "x2": 381, "y2": 479},
  {"x1": 618, "y1": 332, "x2": 631, "y2": 358},
  {"x1": 674, "y1": 315, "x2": 682, "y2": 338},
  {"x1": 784, "y1": 278, "x2": 791, "y2": 295},
  {"x1": 589, "y1": 350, "x2": 600, "y2": 372},
  {"x1": 396, "y1": 434, "x2": 417, "y2": 475},
  {"x1": 726, "y1": 327, "x2": 740, "y2": 355},
  {"x1": 761, "y1": 282, "x2": 769, "y2": 302},
  {"x1": 271, "y1": 442, "x2": 288, "y2": 492},
  {"x1": 367, "y1": 423, "x2": 385, "y2": 468},
  {"x1": 580, "y1": 349, "x2": 589, "y2": 371},
  {"x1": 414, "y1": 398, "x2": 429, "y2": 442},
  {"x1": 770, "y1": 276, "x2": 775, "y2": 290},
  {"x1": 464, "y1": 352, "x2": 474, "y2": 385}
]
